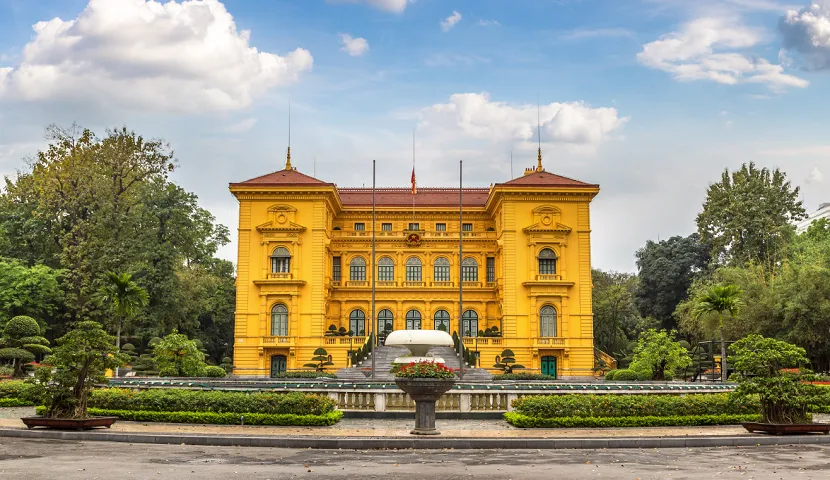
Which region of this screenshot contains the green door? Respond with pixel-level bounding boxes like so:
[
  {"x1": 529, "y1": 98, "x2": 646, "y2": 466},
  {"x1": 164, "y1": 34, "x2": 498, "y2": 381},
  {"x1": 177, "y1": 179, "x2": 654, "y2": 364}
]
[
  {"x1": 270, "y1": 355, "x2": 287, "y2": 377},
  {"x1": 541, "y1": 356, "x2": 557, "y2": 378}
]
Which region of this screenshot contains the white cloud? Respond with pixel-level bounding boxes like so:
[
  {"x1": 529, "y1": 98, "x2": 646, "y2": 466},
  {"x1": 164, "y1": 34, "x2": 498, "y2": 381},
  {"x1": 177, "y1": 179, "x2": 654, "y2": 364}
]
[
  {"x1": 223, "y1": 118, "x2": 258, "y2": 134},
  {"x1": 0, "y1": 0, "x2": 313, "y2": 113},
  {"x1": 559, "y1": 28, "x2": 634, "y2": 41},
  {"x1": 340, "y1": 34, "x2": 370, "y2": 56},
  {"x1": 807, "y1": 166, "x2": 824, "y2": 183},
  {"x1": 418, "y1": 93, "x2": 627, "y2": 151},
  {"x1": 424, "y1": 53, "x2": 490, "y2": 67},
  {"x1": 478, "y1": 19, "x2": 500, "y2": 27},
  {"x1": 441, "y1": 11, "x2": 462, "y2": 32},
  {"x1": 780, "y1": 1, "x2": 830, "y2": 70},
  {"x1": 638, "y1": 17, "x2": 808, "y2": 90},
  {"x1": 760, "y1": 145, "x2": 830, "y2": 156},
  {"x1": 330, "y1": 0, "x2": 409, "y2": 13}
]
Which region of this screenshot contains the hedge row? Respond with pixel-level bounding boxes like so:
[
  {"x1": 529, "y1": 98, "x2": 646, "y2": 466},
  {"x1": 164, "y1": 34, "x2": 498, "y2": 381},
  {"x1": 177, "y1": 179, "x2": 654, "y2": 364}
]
[
  {"x1": 0, "y1": 380, "x2": 44, "y2": 404},
  {"x1": 88, "y1": 388, "x2": 336, "y2": 415},
  {"x1": 495, "y1": 373, "x2": 558, "y2": 381},
  {"x1": 269, "y1": 372, "x2": 337, "y2": 379},
  {"x1": 504, "y1": 412, "x2": 760, "y2": 428},
  {"x1": 0, "y1": 398, "x2": 35, "y2": 407},
  {"x1": 512, "y1": 394, "x2": 759, "y2": 418},
  {"x1": 33, "y1": 406, "x2": 343, "y2": 426}
]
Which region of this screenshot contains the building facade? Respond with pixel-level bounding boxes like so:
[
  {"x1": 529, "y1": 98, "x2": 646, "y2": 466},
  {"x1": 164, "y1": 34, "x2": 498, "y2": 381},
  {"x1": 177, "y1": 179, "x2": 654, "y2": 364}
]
[
  {"x1": 796, "y1": 202, "x2": 830, "y2": 234},
  {"x1": 229, "y1": 154, "x2": 600, "y2": 378}
]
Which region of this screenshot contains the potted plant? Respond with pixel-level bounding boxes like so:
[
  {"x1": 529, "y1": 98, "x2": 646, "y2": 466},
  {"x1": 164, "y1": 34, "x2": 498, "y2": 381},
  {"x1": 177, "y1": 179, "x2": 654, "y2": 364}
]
[
  {"x1": 394, "y1": 361, "x2": 457, "y2": 435},
  {"x1": 21, "y1": 321, "x2": 128, "y2": 430},
  {"x1": 730, "y1": 334, "x2": 830, "y2": 434}
]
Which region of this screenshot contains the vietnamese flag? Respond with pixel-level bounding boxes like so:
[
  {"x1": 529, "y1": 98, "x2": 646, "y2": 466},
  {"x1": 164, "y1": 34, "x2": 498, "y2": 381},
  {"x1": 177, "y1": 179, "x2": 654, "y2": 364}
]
[{"x1": 411, "y1": 167, "x2": 417, "y2": 194}]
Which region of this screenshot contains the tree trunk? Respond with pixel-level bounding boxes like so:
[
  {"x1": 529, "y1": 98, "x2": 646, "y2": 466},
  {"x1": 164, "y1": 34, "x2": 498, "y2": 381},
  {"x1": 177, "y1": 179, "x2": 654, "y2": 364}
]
[
  {"x1": 115, "y1": 316, "x2": 122, "y2": 377},
  {"x1": 720, "y1": 328, "x2": 727, "y2": 383}
]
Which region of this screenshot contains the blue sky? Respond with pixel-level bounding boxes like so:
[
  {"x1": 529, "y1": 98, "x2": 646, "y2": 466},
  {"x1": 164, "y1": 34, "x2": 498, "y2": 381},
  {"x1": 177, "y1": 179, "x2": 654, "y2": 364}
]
[{"x1": 1, "y1": 0, "x2": 829, "y2": 272}]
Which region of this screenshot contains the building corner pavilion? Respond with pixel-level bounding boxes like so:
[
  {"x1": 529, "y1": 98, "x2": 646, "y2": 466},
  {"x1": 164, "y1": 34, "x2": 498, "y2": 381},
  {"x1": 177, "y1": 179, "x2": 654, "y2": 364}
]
[{"x1": 228, "y1": 156, "x2": 600, "y2": 379}]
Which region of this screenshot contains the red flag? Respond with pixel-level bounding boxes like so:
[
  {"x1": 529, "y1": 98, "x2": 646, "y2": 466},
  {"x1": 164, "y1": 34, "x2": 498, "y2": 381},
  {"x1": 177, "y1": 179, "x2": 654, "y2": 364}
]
[{"x1": 411, "y1": 167, "x2": 416, "y2": 194}]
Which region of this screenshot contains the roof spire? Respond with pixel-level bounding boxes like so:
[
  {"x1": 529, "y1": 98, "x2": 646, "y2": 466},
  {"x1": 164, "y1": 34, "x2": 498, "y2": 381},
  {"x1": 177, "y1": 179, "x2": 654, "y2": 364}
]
[
  {"x1": 285, "y1": 97, "x2": 292, "y2": 170},
  {"x1": 536, "y1": 97, "x2": 544, "y2": 172}
]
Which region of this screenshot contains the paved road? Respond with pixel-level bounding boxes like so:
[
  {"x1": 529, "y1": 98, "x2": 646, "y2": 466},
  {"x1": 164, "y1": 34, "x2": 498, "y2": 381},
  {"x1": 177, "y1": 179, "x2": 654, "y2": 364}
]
[{"x1": 0, "y1": 438, "x2": 829, "y2": 479}]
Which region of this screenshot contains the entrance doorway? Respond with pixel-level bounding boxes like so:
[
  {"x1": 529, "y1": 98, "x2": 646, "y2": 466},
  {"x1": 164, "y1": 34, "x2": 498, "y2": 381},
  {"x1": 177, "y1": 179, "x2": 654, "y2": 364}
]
[
  {"x1": 270, "y1": 355, "x2": 287, "y2": 377},
  {"x1": 541, "y1": 356, "x2": 557, "y2": 378},
  {"x1": 406, "y1": 310, "x2": 421, "y2": 330}
]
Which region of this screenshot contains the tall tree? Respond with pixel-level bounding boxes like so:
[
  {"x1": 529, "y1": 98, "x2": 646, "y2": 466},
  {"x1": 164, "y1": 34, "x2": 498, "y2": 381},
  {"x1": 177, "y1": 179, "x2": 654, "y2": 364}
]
[
  {"x1": 696, "y1": 162, "x2": 805, "y2": 274},
  {"x1": 592, "y1": 269, "x2": 641, "y2": 357},
  {"x1": 692, "y1": 284, "x2": 743, "y2": 382},
  {"x1": 95, "y1": 272, "x2": 149, "y2": 350},
  {"x1": 0, "y1": 258, "x2": 64, "y2": 328},
  {"x1": 634, "y1": 234, "x2": 710, "y2": 330}
]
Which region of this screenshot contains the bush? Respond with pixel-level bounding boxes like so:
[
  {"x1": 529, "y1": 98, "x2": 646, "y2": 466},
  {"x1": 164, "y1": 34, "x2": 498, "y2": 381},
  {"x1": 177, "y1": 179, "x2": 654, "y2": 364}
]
[
  {"x1": 610, "y1": 369, "x2": 640, "y2": 381},
  {"x1": 0, "y1": 365, "x2": 13, "y2": 376},
  {"x1": 495, "y1": 373, "x2": 557, "y2": 381},
  {"x1": 33, "y1": 406, "x2": 343, "y2": 426},
  {"x1": 504, "y1": 412, "x2": 760, "y2": 428},
  {"x1": 511, "y1": 393, "x2": 759, "y2": 418},
  {"x1": 0, "y1": 380, "x2": 46, "y2": 403},
  {"x1": 269, "y1": 371, "x2": 336, "y2": 379},
  {"x1": 87, "y1": 388, "x2": 337, "y2": 415},
  {"x1": 154, "y1": 332, "x2": 207, "y2": 377},
  {"x1": 3, "y1": 316, "x2": 40, "y2": 339},
  {"x1": 204, "y1": 366, "x2": 227, "y2": 378},
  {"x1": 604, "y1": 370, "x2": 618, "y2": 381},
  {"x1": 0, "y1": 397, "x2": 35, "y2": 407}
]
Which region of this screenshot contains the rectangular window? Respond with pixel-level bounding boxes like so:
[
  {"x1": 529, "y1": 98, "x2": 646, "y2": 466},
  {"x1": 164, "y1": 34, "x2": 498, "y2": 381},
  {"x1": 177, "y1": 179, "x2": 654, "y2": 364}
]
[
  {"x1": 539, "y1": 259, "x2": 556, "y2": 275},
  {"x1": 406, "y1": 264, "x2": 422, "y2": 282},
  {"x1": 462, "y1": 264, "x2": 478, "y2": 282},
  {"x1": 354, "y1": 223, "x2": 365, "y2": 231},
  {"x1": 486, "y1": 257, "x2": 495, "y2": 283},
  {"x1": 462, "y1": 223, "x2": 473, "y2": 232},
  {"x1": 434, "y1": 264, "x2": 450, "y2": 282},
  {"x1": 332, "y1": 256, "x2": 341, "y2": 281},
  {"x1": 271, "y1": 257, "x2": 290, "y2": 273},
  {"x1": 381, "y1": 223, "x2": 392, "y2": 231},
  {"x1": 408, "y1": 223, "x2": 420, "y2": 231},
  {"x1": 378, "y1": 265, "x2": 394, "y2": 281},
  {"x1": 350, "y1": 263, "x2": 366, "y2": 281},
  {"x1": 435, "y1": 223, "x2": 446, "y2": 231}
]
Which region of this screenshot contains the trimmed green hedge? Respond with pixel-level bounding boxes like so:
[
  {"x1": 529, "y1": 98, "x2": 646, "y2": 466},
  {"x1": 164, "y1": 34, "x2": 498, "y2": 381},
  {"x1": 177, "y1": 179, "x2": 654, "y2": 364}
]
[
  {"x1": 504, "y1": 412, "x2": 760, "y2": 428},
  {"x1": 33, "y1": 406, "x2": 343, "y2": 426},
  {"x1": 0, "y1": 380, "x2": 44, "y2": 404},
  {"x1": 495, "y1": 373, "x2": 557, "y2": 381},
  {"x1": 88, "y1": 388, "x2": 336, "y2": 415},
  {"x1": 512, "y1": 394, "x2": 759, "y2": 418},
  {"x1": 0, "y1": 397, "x2": 35, "y2": 407},
  {"x1": 269, "y1": 372, "x2": 337, "y2": 379}
]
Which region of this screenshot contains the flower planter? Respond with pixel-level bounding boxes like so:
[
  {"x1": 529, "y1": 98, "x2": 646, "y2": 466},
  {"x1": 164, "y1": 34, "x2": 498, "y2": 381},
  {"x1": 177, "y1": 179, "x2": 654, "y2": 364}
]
[
  {"x1": 395, "y1": 378, "x2": 456, "y2": 435},
  {"x1": 21, "y1": 416, "x2": 118, "y2": 430},
  {"x1": 742, "y1": 422, "x2": 830, "y2": 435}
]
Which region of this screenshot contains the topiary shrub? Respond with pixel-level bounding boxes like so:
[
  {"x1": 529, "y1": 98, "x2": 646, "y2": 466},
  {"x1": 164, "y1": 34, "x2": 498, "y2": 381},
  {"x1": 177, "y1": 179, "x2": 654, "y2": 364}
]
[
  {"x1": 204, "y1": 366, "x2": 227, "y2": 378},
  {"x1": 612, "y1": 369, "x2": 640, "y2": 381},
  {"x1": 604, "y1": 369, "x2": 618, "y2": 381},
  {"x1": 0, "y1": 316, "x2": 51, "y2": 377},
  {"x1": 153, "y1": 332, "x2": 207, "y2": 377}
]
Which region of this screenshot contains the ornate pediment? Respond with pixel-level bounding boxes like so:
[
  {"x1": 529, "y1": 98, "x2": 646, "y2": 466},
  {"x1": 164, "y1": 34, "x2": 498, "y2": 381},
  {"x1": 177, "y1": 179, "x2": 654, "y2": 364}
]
[
  {"x1": 256, "y1": 220, "x2": 306, "y2": 234},
  {"x1": 523, "y1": 222, "x2": 572, "y2": 234},
  {"x1": 524, "y1": 203, "x2": 570, "y2": 234}
]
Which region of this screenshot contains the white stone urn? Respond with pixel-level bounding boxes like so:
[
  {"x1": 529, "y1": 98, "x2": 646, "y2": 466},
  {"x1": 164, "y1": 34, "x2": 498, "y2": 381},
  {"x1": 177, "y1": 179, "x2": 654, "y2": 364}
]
[{"x1": 384, "y1": 330, "x2": 455, "y2": 364}]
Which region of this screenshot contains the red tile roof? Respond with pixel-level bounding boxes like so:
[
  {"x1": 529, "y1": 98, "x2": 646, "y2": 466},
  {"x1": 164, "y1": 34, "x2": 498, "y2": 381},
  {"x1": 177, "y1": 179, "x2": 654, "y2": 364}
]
[
  {"x1": 338, "y1": 188, "x2": 491, "y2": 207},
  {"x1": 231, "y1": 168, "x2": 331, "y2": 186},
  {"x1": 498, "y1": 170, "x2": 598, "y2": 188}
]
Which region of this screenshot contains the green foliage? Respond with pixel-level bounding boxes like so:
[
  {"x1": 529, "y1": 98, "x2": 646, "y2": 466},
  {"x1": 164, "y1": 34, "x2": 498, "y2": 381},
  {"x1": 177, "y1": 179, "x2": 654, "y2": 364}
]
[
  {"x1": 592, "y1": 269, "x2": 641, "y2": 360},
  {"x1": 154, "y1": 332, "x2": 207, "y2": 377},
  {"x1": 603, "y1": 369, "x2": 618, "y2": 381},
  {"x1": 629, "y1": 329, "x2": 692, "y2": 380},
  {"x1": 395, "y1": 361, "x2": 456, "y2": 379},
  {"x1": 87, "y1": 388, "x2": 336, "y2": 415},
  {"x1": 696, "y1": 162, "x2": 805, "y2": 272},
  {"x1": 493, "y1": 349, "x2": 525, "y2": 374},
  {"x1": 3, "y1": 315, "x2": 40, "y2": 339},
  {"x1": 0, "y1": 397, "x2": 35, "y2": 407},
  {"x1": 634, "y1": 234, "x2": 710, "y2": 330},
  {"x1": 0, "y1": 315, "x2": 51, "y2": 376},
  {"x1": 303, "y1": 347, "x2": 334, "y2": 373},
  {"x1": 610, "y1": 369, "x2": 641, "y2": 381},
  {"x1": 203, "y1": 366, "x2": 227, "y2": 378},
  {"x1": 511, "y1": 393, "x2": 759, "y2": 418},
  {"x1": 95, "y1": 271, "x2": 149, "y2": 349},
  {"x1": 0, "y1": 259, "x2": 64, "y2": 327},
  {"x1": 729, "y1": 335, "x2": 822, "y2": 424},
  {"x1": 504, "y1": 412, "x2": 759, "y2": 428},
  {"x1": 34, "y1": 407, "x2": 343, "y2": 426},
  {"x1": 130, "y1": 354, "x2": 158, "y2": 376},
  {"x1": 0, "y1": 379, "x2": 46, "y2": 403},
  {"x1": 268, "y1": 371, "x2": 337, "y2": 379},
  {"x1": 494, "y1": 373, "x2": 557, "y2": 381},
  {"x1": 40, "y1": 321, "x2": 128, "y2": 419}
]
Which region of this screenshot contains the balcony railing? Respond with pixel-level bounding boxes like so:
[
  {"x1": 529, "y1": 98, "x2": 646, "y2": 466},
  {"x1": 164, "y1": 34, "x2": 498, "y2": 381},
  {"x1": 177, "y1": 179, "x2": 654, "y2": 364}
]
[
  {"x1": 536, "y1": 274, "x2": 562, "y2": 281},
  {"x1": 535, "y1": 337, "x2": 566, "y2": 346},
  {"x1": 404, "y1": 281, "x2": 425, "y2": 287},
  {"x1": 347, "y1": 280, "x2": 369, "y2": 287},
  {"x1": 461, "y1": 337, "x2": 503, "y2": 346},
  {"x1": 262, "y1": 336, "x2": 292, "y2": 345},
  {"x1": 325, "y1": 336, "x2": 366, "y2": 345},
  {"x1": 267, "y1": 272, "x2": 292, "y2": 280},
  {"x1": 462, "y1": 281, "x2": 482, "y2": 288},
  {"x1": 431, "y1": 281, "x2": 453, "y2": 287},
  {"x1": 377, "y1": 281, "x2": 396, "y2": 287}
]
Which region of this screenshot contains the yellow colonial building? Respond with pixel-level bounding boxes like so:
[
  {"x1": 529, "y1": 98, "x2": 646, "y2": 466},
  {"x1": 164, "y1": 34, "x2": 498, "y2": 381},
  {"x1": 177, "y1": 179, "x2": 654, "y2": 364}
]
[{"x1": 229, "y1": 153, "x2": 600, "y2": 378}]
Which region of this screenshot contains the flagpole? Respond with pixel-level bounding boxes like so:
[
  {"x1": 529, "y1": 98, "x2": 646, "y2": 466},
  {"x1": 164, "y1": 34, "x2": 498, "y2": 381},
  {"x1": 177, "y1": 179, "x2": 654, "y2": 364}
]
[
  {"x1": 459, "y1": 160, "x2": 465, "y2": 379},
  {"x1": 371, "y1": 160, "x2": 377, "y2": 379}
]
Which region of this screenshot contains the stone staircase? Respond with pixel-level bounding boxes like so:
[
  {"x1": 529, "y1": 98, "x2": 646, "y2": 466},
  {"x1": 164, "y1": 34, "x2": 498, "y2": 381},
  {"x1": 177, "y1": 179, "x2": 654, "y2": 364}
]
[{"x1": 336, "y1": 345, "x2": 493, "y2": 382}]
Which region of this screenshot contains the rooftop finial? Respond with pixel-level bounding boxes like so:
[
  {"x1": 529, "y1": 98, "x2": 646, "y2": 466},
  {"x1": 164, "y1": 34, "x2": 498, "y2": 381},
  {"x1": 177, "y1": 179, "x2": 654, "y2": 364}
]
[
  {"x1": 536, "y1": 97, "x2": 543, "y2": 172},
  {"x1": 285, "y1": 97, "x2": 292, "y2": 170}
]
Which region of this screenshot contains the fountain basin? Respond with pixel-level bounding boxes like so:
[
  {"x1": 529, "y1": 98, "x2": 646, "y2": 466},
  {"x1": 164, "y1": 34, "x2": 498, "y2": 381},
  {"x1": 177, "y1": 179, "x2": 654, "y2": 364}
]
[{"x1": 384, "y1": 330, "x2": 454, "y2": 357}]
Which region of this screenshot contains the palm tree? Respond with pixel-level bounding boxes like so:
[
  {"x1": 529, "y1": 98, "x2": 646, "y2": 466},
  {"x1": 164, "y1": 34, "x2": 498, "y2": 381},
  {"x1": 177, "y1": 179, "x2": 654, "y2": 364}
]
[
  {"x1": 692, "y1": 284, "x2": 743, "y2": 382},
  {"x1": 96, "y1": 272, "x2": 149, "y2": 352}
]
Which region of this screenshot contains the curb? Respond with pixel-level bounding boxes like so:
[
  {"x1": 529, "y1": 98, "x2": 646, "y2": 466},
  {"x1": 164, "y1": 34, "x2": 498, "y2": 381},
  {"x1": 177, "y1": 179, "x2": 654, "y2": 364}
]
[{"x1": 2, "y1": 428, "x2": 830, "y2": 449}]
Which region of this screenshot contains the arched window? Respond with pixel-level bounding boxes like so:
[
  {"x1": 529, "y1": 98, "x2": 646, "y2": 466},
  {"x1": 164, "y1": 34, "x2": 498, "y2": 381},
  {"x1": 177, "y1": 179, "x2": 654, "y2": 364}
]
[
  {"x1": 377, "y1": 257, "x2": 394, "y2": 281},
  {"x1": 461, "y1": 258, "x2": 479, "y2": 282},
  {"x1": 462, "y1": 310, "x2": 478, "y2": 338},
  {"x1": 349, "y1": 309, "x2": 365, "y2": 336},
  {"x1": 434, "y1": 310, "x2": 450, "y2": 332},
  {"x1": 271, "y1": 247, "x2": 291, "y2": 273},
  {"x1": 540, "y1": 306, "x2": 557, "y2": 337},
  {"x1": 350, "y1": 257, "x2": 367, "y2": 281},
  {"x1": 406, "y1": 310, "x2": 422, "y2": 330},
  {"x1": 433, "y1": 257, "x2": 450, "y2": 282},
  {"x1": 378, "y1": 309, "x2": 394, "y2": 333},
  {"x1": 538, "y1": 248, "x2": 557, "y2": 275},
  {"x1": 406, "y1": 257, "x2": 422, "y2": 282},
  {"x1": 271, "y1": 304, "x2": 288, "y2": 336}
]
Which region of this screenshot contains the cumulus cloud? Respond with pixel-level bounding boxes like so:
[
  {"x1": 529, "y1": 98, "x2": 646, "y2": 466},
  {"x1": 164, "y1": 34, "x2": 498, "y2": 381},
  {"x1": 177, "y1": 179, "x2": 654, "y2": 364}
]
[
  {"x1": 329, "y1": 0, "x2": 409, "y2": 13},
  {"x1": 340, "y1": 34, "x2": 369, "y2": 56},
  {"x1": 807, "y1": 166, "x2": 824, "y2": 183},
  {"x1": 779, "y1": 1, "x2": 830, "y2": 70},
  {"x1": 0, "y1": 0, "x2": 313, "y2": 113},
  {"x1": 478, "y1": 19, "x2": 500, "y2": 27},
  {"x1": 441, "y1": 11, "x2": 462, "y2": 32},
  {"x1": 419, "y1": 93, "x2": 627, "y2": 150},
  {"x1": 638, "y1": 17, "x2": 807, "y2": 90}
]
